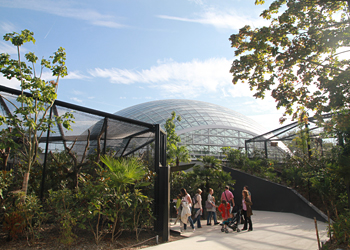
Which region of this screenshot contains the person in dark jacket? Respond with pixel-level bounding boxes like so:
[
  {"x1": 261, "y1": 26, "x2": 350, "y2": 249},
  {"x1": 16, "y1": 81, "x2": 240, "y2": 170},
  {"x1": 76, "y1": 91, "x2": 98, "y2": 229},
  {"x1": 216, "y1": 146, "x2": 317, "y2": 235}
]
[{"x1": 242, "y1": 189, "x2": 253, "y2": 231}]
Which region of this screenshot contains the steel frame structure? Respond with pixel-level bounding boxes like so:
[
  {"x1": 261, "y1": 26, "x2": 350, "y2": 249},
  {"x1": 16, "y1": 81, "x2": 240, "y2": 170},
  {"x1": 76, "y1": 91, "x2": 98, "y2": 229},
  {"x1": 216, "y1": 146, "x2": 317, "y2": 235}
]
[
  {"x1": 0, "y1": 85, "x2": 169, "y2": 240},
  {"x1": 245, "y1": 114, "x2": 333, "y2": 160}
]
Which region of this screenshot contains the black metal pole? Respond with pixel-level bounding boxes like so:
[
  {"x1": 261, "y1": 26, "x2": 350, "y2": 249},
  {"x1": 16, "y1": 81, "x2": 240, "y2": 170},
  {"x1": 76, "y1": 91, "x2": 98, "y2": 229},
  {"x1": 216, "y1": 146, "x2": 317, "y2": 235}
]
[
  {"x1": 305, "y1": 123, "x2": 312, "y2": 160},
  {"x1": 103, "y1": 118, "x2": 108, "y2": 155},
  {"x1": 154, "y1": 124, "x2": 161, "y2": 232},
  {"x1": 40, "y1": 106, "x2": 53, "y2": 201},
  {"x1": 159, "y1": 166, "x2": 170, "y2": 242}
]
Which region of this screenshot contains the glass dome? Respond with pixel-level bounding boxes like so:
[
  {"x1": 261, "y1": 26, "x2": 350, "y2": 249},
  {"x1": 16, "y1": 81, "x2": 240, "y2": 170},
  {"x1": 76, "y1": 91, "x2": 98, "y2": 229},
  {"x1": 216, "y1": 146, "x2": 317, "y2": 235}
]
[{"x1": 115, "y1": 99, "x2": 273, "y2": 158}]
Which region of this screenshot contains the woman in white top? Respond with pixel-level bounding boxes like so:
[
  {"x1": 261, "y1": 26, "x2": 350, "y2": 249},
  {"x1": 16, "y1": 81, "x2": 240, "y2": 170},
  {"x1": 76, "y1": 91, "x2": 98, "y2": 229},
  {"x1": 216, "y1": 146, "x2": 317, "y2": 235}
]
[
  {"x1": 206, "y1": 188, "x2": 219, "y2": 225},
  {"x1": 192, "y1": 188, "x2": 203, "y2": 228},
  {"x1": 180, "y1": 188, "x2": 195, "y2": 231}
]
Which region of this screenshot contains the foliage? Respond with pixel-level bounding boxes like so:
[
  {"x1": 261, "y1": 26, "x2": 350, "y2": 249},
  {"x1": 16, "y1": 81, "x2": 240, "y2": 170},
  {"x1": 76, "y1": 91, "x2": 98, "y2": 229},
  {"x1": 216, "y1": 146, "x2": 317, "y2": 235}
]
[
  {"x1": 47, "y1": 187, "x2": 78, "y2": 245},
  {"x1": 65, "y1": 156, "x2": 153, "y2": 245},
  {"x1": 128, "y1": 189, "x2": 154, "y2": 241},
  {"x1": 164, "y1": 111, "x2": 181, "y2": 153},
  {"x1": 164, "y1": 111, "x2": 191, "y2": 167},
  {"x1": 0, "y1": 30, "x2": 74, "y2": 195},
  {"x1": 222, "y1": 147, "x2": 280, "y2": 183},
  {"x1": 230, "y1": 0, "x2": 350, "y2": 121},
  {"x1": 171, "y1": 158, "x2": 234, "y2": 208},
  {"x1": 44, "y1": 156, "x2": 154, "y2": 246},
  {"x1": 21, "y1": 194, "x2": 48, "y2": 242},
  {"x1": 79, "y1": 173, "x2": 111, "y2": 245},
  {"x1": 330, "y1": 210, "x2": 350, "y2": 247},
  {"x1": 0, "y1": 170, "x2": 13, "y2": 202},
  {"x1": 100, "y1": 155, "x2": 153, "y2": 242},
  {"x1": 169, "y1": 145, "x2": 191, "y2": 167},
  {"x1": 3, "y1": 192, "x2": 47, "y2": 242},
  {"x1": 100, "y1": 155, "x2": 151, "y2": 192},
  {"x1": 229, "y1": 0, "x2": 350, "y2": 209}
]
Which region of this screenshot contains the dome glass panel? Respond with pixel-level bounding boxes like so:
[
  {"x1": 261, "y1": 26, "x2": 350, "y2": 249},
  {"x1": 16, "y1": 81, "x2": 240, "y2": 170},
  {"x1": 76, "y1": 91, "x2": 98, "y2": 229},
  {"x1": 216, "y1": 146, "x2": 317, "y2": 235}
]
[{"x1": 115, "y1": 99, "x2": 271, "y2": 158}]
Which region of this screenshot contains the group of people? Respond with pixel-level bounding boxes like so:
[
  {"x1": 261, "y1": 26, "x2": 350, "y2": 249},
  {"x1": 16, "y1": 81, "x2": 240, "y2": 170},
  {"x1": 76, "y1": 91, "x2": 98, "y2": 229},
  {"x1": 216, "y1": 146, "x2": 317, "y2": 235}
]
[{"x1": 175, "y1": 185, "x2": 253, "y2": 232}]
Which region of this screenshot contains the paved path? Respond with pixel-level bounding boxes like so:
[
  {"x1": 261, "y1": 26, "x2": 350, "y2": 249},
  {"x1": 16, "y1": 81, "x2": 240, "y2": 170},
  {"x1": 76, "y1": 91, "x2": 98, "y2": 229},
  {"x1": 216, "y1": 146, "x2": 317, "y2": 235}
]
[{"x1": 149, "y1": 211, "x2": 329, "y2": 250}]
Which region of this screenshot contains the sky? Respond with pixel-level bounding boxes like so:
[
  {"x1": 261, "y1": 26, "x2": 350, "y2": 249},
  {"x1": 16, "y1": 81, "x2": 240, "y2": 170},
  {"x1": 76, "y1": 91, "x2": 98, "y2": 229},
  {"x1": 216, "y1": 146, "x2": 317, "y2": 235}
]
[{"x1": 0, "y1": 0, "x2": 290, "y2": 131}]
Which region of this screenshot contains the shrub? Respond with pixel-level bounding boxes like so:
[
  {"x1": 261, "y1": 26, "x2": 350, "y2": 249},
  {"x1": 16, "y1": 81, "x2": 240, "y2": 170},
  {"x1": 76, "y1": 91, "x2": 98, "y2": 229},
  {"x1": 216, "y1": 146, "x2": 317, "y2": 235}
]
[
  {"x1": 47, "y1": 187, "x2": 78, "y2": 245},
  {"x1": 3, "y1": 192, "x2": 47, "y2": 242},
  {"x1": 330, "y1": 210, "x2": 350, "y2": 247}
]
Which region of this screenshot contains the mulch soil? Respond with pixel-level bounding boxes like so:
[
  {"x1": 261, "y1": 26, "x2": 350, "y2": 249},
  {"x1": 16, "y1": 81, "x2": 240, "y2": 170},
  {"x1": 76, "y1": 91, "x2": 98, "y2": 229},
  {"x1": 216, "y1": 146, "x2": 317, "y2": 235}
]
[
  {"x1": 321, "y1": 240, "x2": 349, "y2": 250},
  {"x1": 0, "y1": 224, "x2": 186, "y2": 250}
]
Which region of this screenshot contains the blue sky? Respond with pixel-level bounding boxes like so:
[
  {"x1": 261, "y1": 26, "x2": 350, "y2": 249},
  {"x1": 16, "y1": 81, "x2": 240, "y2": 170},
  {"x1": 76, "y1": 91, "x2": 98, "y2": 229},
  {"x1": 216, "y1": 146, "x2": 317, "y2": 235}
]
[{"x1": 0, "y1": 0, "x2": 288, "y2": 131}]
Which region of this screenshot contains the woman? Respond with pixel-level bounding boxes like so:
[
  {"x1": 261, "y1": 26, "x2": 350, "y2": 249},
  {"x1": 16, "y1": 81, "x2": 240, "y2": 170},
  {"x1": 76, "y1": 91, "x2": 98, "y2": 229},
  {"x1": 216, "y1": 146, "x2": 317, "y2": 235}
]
[
  {"x1": 242, "y1": 189, "x2": 253, "y2": 231},
  {"x1": 180, "y1": 188, "x2": 195, "y2": 232},
  {"x1": 206, "y1": 188, "x2": 219, "y2": 225},
  {"x1": 192, "y1": 188, "x2": 203, "y2": 228}
]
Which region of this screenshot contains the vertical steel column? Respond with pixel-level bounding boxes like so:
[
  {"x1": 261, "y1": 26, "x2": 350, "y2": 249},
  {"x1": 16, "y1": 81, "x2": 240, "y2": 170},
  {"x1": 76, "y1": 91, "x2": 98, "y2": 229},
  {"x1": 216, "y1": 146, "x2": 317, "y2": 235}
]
[
  {"x1": 157, "y1": 130, "x2": 169, "y2": 241},
  {"x1": 154, "y1": 124, "x2": 161, "y2": 232},
  {"x1": 162, "y1": 131, "x2": 169, "y2": 241},
  {"x1": 103, "y1": 118, "x2": 108, "y2": 155},
  {"x1": 159, "y1": 165, "x2": 170, "y2": 242},
  {"x1": 264, "y1": 140, "x2": 268, "y2": 159},
  {"x1": 161, "y1": 131, "x2": 167, "y2": 167},
  {"x1": 305, "y1": 123, "x2": 312, "y2": 159},
  {"x1": 40, "y1": 106, "x2": 53, "y2": 201}
]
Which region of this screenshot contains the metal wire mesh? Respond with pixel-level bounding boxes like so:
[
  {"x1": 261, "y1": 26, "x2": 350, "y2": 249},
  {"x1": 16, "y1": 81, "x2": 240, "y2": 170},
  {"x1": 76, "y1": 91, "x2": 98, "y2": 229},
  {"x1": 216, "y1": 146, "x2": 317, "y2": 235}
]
[{"x1": 0, "y1": 86, "x2": 161, "y2": 164}]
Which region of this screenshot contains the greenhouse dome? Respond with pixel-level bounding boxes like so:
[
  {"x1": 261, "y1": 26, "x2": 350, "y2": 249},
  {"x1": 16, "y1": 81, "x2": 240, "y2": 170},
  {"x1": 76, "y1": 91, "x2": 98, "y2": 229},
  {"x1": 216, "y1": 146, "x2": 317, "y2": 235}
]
[{"x1": 115, "y1": 99, "x2": 287, "y2": 159}]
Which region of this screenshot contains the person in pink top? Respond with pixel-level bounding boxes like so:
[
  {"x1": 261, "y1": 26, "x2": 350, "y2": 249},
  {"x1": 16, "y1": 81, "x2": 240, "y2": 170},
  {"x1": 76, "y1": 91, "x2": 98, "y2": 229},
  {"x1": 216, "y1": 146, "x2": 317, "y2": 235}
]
[{"x1": 221, "y1": 185, "x2": 235, "y2": 213}]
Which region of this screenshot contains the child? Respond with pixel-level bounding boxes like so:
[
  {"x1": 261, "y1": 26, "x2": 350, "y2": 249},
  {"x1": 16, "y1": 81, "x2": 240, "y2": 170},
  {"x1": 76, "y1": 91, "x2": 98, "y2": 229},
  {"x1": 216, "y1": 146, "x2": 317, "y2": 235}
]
[
  {"x1": 174, "y1": 194, "x2": 182, "y2": 225},
  {"x1": 218, "y1": 200, "x2": 231, "y2": 231}
]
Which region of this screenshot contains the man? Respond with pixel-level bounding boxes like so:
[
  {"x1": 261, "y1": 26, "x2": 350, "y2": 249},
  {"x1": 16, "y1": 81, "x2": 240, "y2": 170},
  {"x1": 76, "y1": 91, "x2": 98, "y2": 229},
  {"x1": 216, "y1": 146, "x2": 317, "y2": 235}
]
[{"x1": 221, "y1": 185, "x2": 235, "y2": 213}]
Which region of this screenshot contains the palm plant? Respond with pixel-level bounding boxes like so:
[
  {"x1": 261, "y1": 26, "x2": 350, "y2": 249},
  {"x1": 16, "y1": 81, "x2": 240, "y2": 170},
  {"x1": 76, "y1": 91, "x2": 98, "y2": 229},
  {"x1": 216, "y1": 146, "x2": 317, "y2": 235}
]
[
  {"x1": 98, "y1": 155, "x2": 151, "y2": 242},
  {"x1": 169, "y1": 145, "x2": 191, "y2": 167},
  {"x1": 100, "y1": 156, "x2": 147, "y2": 192},
  {"x1": 200, "y1": 155, "x2": 221, "y2": 169}
]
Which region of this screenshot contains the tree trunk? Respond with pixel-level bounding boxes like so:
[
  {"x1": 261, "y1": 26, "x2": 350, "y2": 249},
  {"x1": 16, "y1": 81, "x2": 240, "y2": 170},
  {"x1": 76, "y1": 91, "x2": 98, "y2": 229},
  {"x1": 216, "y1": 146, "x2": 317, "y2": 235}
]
[{"x1": 22, "y1": 172, "x2": 30, "y2": 196}]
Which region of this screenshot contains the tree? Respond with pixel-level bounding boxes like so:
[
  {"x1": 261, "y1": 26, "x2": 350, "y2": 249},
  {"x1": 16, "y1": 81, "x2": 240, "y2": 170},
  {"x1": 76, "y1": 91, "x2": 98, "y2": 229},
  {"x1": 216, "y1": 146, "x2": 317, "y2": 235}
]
[
  {"x1": 171, "y1": 162, "x2": 234, "y2": 204},
  {"x1": 229, "y1": 0, "x2": 350, "y2": 206},
  {"x1": 230, "y1": 0, "x2": 349, "y2": 122},
  {"x1": 164, "y1": 111, "x2": 191, "y2": 167},
  {"x1": 0, "y1": 30, "x2": 74, "y2": 195}
]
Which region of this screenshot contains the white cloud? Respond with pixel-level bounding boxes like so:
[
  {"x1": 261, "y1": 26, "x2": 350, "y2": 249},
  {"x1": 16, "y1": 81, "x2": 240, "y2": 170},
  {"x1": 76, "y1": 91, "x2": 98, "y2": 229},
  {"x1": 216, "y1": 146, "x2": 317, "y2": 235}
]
[
  {"x1": 70, "y1": 97, "x2": 83, "y2": 103},
  {"x1": 0, "y1": 41, "x2": 21, "y2": 55},
  {"x1": 41, "y1": 70, "x2": 89, "y2": 81},
  {"x1": 188, "y1": 0, "x2": 204, "y2": 5},
  {"x1": 157, "y1": 8, "x2": 268, "y2": 30},
  {"x1": 0, "y1": 0, "x2": 126, "y2": 29},
  {"x1": 89, "y1": 58, "x2": 255, "y2": 99},
  {"x1": 72, "y1": 90, "x2": 84, "y2": 95},
  {"x1": 0, "y1": 76, "x2": 21, "y2": 90},
  {"x1": 0, "y1": 21, "x2": 16, "y2": 33},
  {"x1": 66, "y1": 71, "x2": 90, "y2": 80}
]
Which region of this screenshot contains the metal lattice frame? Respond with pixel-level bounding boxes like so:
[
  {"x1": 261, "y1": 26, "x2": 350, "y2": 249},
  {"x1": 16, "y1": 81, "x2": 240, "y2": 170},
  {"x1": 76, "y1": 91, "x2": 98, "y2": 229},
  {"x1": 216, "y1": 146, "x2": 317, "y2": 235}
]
[
  {"x1": 245, "y1": 114, "x2": 333, "y2": 161},
  {"x1": 0, "y1": 85, "x2": 169, "y2": 239}
]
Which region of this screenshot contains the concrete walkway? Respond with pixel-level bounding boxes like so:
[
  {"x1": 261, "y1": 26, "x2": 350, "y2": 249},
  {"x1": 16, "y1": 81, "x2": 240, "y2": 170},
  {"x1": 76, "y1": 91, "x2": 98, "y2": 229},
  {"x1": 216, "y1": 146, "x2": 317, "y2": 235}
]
[{"x1": 149, "y1": 211, "x2": 329, "y2": 250}]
